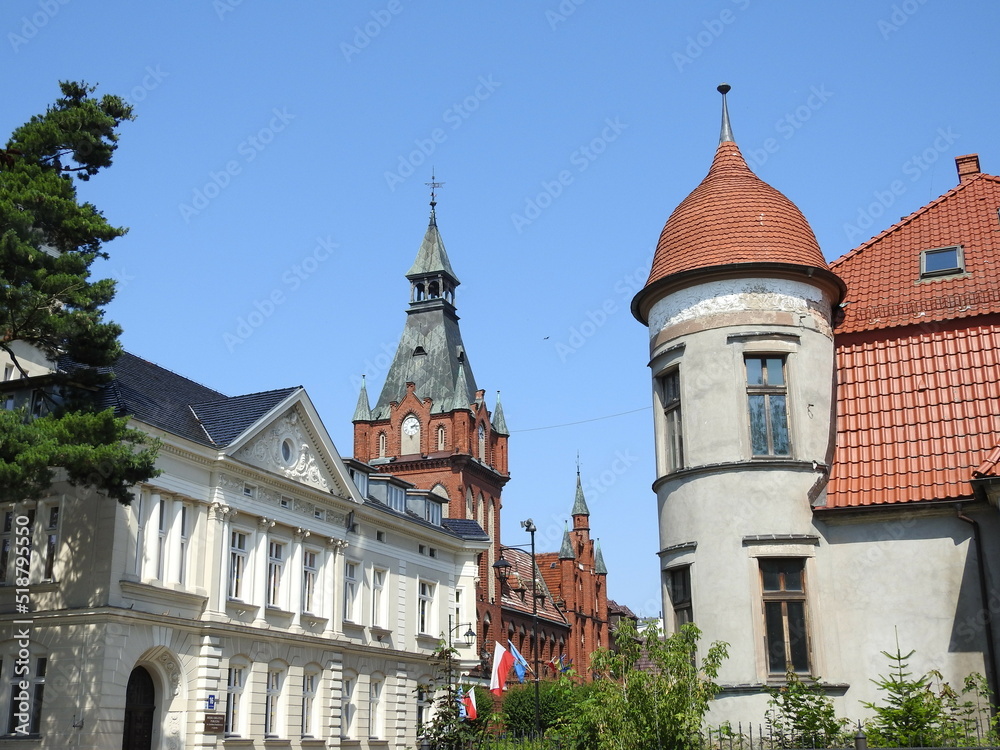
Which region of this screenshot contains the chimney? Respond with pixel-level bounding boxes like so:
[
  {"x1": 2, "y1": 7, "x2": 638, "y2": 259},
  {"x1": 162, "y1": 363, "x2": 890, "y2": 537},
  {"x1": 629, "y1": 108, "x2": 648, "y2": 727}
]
[{"x1": 955, "y1": 154, "x2": 981, "y2": 184}]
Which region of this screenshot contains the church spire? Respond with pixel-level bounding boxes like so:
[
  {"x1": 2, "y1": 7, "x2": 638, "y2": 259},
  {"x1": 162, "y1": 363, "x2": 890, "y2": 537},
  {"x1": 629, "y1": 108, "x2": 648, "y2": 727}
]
[
  {"x1": 492, "y1": 390, "x2": 509, "y2": 435},
  {"x1": 572, "y1": 463, "x2": 590, "y2": 517},
  {"x1": 353, "y1": 375, "x2": 372, "y2": 421},
  {"x1": 594, "y1": 539, "x2": 607, "y2": 575},
  {"x1": 559, "y1": 522, "x2": 575, "y2": 560}
]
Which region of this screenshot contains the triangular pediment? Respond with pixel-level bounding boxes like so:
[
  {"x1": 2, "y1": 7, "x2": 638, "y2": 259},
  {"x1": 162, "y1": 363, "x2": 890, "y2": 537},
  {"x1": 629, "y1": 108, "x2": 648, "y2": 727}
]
[{"x1": 227, "y1": 396, "x2": 361, "y2": 502}]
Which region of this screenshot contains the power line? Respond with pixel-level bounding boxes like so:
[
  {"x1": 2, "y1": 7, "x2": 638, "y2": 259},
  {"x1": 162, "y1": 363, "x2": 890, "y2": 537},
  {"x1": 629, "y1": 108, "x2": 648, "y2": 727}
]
[{"x1": 511, "y1": 406, "x2": 650, "y2": 433}]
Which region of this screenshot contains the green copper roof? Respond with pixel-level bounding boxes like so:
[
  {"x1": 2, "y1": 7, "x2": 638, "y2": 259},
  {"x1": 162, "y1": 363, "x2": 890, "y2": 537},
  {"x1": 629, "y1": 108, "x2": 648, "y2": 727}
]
[
  {"x1": 353, "y1": 376, "x2": 372, "y2": 421},
  {"x1": 372, "y1": 211, "x2": 478, "y2": 418},
  {"x1": 406, "y1": 208, "x2": 459, "y2": 283},
  {"x1": 572, "y1": 471, "x2": 590, "y2": 516},
  {"x1": 559, "y1": 523, "x2": 575, "y2": 560},
  {"x1": 595, "y1": 540, "x2": 607, "y2": 575},
  {"x1": 492, "y1": 390, "x2": 509, "y2": 435}
]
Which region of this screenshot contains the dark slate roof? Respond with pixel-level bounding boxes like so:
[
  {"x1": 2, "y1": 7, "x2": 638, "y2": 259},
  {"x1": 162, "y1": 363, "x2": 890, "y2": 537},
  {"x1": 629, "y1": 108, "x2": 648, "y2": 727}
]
[
  {"x1": 571, "y1": 472, "x2": 590, "y2": 516},
  {"x1": 67, "y1": 351, "x2": 298, "y2": 448},
  {"x1": 191, "y1": 388, "x2": 298, "y2": 446},
  {"x1": 441, "y1": 517, "x2": 491, "y2": 541},
  {"x1": 406, "y1": 209, "x2": 459, "y2": 282},
  {"x1": 492, "y1": 391, "x2": 509, "y2": 435},
  {"x1": 594, "y1": 540, "x2": 607, "y2": 575}
]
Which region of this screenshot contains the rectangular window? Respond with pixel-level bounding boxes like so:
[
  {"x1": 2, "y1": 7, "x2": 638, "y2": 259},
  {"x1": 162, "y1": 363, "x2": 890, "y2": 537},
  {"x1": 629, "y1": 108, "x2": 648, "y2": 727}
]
[
  {"x1": 301, "y1": 672, "x2": 317, "y2": 737},
  {"x1": 760, "y1": 558, "x2": 810, "y2": 674},
  {"x1": 0, "y1": 512, "x2": 13, "y2": 583},
  {"x1": 660, "y1": 369, "x2": 684, "y2": 472},
  {"x1": 386, "y1": 485, "x2": 405, "y2": 512},
  {"x1": 368, "y1": 678, "x2": 382, "y2": 739},
  {"x1": 267, "y1": 541, "x2": 285, "y2": 608},
  {"x1": 666, "y1": 566, "x2": 693, "y2": 629},
  {"x1": 225, "y1": 666, "x2": 244, "y2": 736},
  {"x1": 7, "y1": 656, "x2": 45, "y2": 735},
  {"x1": 175, "y1": 505, "x2": 188, "y2": 585},
  {"x1": 341, "y1": 676, "x2": 355, "y2": 738},
  {"x1": 418, "y1": 581, "x2": 434, "y2": 634},
  {"x1": 426, "y1": 502, "x2": 442, "y2": 526},
  {"x1": 344, "y1": 562, "x2": 359, "y2": 622},
  {"x1": 264, "y1": 668, "x2": 282, "y2": 737},
  {"x1": 746, "y1": 356, "x2": 791, "y2": 456},
  {"x1": 133, "y1": 495, "x2": 145, "y2": 576},
  {"x1": 371, "y1": 569, "x2": 387, "y2": 627},
  {"x1": 42, "y1": 506, "x2": 59, "y2": 581},
  {"x1": 302, "y1": 549, "x2": 318, "y2": 614},
  {"x1": 921, "y1": 244, "x2": 964, "y2": 277},
  {"x1": 228, "y1": 531, "x2": 248, "y2": 600},
  {"x1": 156, "y1": 500, "x2": 167, "y2": 580}
]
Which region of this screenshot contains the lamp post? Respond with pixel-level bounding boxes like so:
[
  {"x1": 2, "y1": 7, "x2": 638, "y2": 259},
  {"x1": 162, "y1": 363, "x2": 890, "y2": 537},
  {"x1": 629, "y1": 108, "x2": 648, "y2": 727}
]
[
  {"x1": 492, "y1": 518, "x2": 542, "y2": 736},
  {"x1": 444, "y1": 614, "x2": 476, "y2": 709}
]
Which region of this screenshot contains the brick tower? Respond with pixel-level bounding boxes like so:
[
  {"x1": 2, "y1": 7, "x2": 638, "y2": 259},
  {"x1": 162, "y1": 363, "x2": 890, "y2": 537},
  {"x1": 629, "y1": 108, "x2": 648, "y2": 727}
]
[{"x1": 353, "y1": 194, "x2": 510, "y2": 656}]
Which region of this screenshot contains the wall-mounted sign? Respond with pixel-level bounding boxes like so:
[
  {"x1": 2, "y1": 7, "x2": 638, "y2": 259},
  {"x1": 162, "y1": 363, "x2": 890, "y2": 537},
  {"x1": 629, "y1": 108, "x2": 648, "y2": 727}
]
[{"x1": 204, "y1": 713, "x2": 226, "y2": 734}]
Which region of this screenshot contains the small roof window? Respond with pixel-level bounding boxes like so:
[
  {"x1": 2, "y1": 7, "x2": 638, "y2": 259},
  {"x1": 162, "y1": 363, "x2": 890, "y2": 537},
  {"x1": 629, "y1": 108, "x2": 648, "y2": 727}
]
[{"x1": 920, "y1": 245, "x2": 964, "y2": 278}]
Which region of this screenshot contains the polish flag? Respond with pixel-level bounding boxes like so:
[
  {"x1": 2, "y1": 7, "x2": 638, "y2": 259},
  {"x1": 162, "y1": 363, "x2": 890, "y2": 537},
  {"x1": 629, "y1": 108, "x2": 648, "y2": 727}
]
[
  {"x1": 490, "y1": 641, "x2": 514, "y2": 695},
  {"x1": 463, "y1": 685, "x2": 478, "y2": 720}
]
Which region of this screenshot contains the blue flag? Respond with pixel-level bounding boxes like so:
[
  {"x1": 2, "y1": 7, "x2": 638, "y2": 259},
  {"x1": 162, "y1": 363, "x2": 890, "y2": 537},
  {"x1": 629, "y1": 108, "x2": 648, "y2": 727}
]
[
  {"x1": 456, "y1": 686, "x2": 467, "y2": 719},
  {"x1": 508, "y1": 641, "x2": 531, "y2": 683}
]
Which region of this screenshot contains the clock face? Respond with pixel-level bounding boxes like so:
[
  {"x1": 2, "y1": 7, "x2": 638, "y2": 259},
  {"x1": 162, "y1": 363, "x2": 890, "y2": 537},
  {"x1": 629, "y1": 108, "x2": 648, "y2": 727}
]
[{"x1": 402, "y1": 416, "x2": 420, "y2": 436}]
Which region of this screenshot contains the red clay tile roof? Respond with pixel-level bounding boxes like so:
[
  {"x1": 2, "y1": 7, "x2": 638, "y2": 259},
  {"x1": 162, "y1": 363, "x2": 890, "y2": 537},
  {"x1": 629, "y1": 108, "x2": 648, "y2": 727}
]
[
  {"x1": 831, "y1": 172, "x2": 1000, "y2": 334},
  {"x1": 824, "y1": 321, "x2": 1000, "y2": 508},
  {"x1": 643, "y1": 140, "x2": 829, "y2": 289},
  {"x1": 826, "y1": 160, "x2": 1000, "y2": 509},
  {"x1": 498, "y1": 547, "x2": 568, "y2": 627}
]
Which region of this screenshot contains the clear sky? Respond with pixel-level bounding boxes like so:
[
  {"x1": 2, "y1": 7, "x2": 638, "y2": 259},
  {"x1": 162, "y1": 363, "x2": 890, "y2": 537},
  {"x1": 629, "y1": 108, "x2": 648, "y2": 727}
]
[{"x1": 4, "y1": 0, "x2": 998, "y2": 617}]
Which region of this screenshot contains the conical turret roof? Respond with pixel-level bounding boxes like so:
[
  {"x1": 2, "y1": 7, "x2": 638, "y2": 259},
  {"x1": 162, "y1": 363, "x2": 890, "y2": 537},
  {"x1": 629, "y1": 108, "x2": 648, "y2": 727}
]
[
  {"x1": 407, "y1": 207, "x2": 459, "y2": 283},
  {"x1": 353, "y1": 376, "x2": 372, "y2": 421},
  {"x1": 635, "y1": 85, "x2": 836, "y2": 324}
]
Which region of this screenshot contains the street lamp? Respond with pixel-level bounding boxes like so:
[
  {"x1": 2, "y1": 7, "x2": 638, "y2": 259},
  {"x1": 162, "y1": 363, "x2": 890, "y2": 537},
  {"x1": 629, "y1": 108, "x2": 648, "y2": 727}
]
[
  {"x1": 443, "y1": 614, "x2": 476, "y2": 707},
  {"x1": 492, "y1": 518, "x2": 542, "y2": 736}
]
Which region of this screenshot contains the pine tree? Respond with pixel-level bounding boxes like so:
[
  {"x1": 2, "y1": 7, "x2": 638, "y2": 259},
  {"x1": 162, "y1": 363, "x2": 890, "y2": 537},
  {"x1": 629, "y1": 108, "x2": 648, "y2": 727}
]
[{"x1": 0, "y1": 81, "x2": 159, "y2": 503}]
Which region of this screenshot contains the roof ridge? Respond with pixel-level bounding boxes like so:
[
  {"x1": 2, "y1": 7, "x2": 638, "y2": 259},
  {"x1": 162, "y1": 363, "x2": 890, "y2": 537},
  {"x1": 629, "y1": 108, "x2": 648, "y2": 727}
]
[
  {"x1": 188, "y1": 385, "x2": 299, "y2": 407},
  {"x1": 831, "y1": 172, "x2": 1000, "y2": 269},
  {"x1": 119, "y1": 351, "x2": 229, "y2": 399}
]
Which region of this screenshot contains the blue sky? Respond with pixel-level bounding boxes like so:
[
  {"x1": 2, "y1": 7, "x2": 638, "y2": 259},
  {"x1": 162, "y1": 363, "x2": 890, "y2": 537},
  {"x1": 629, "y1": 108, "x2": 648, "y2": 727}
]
[{"x1": 4, "y1": 0, "x2": 998, "y2": 616}]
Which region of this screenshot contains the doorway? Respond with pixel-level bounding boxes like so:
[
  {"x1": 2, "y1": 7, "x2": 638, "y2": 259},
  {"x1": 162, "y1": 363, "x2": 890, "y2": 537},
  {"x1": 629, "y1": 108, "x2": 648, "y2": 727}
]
[{"x1": 121, "y1": 666, "x2": 155, "y2": 750}]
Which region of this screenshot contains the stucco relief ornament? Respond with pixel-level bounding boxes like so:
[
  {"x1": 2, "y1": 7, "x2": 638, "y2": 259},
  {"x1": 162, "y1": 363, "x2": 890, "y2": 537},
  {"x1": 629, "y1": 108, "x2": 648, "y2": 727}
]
[
  {"x1": 159, "y1": 653, "x2": 181, "y2": 696},
  {"x1": 235, "y1": 413, "x2": 330, "y2": 491}
]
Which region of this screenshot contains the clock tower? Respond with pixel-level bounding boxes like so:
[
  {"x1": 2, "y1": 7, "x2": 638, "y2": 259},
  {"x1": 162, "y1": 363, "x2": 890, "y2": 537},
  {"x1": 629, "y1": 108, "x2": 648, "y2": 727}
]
[{"x1": 353, "y1": 195, "x2": 510, "y2": 648}]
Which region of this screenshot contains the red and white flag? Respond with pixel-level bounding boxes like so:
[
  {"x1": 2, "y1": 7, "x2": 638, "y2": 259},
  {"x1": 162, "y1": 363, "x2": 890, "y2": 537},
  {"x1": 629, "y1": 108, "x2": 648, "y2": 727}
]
[
  {"x1": 490, "y1": 641, "x2": 514, "y2": 695},
  {"x1": 463, "y1": 684, "x2": 477, "y2": 720}
]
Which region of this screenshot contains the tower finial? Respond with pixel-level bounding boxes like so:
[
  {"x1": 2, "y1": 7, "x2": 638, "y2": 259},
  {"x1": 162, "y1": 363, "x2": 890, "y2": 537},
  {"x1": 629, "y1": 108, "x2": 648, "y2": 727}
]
[
  {"x1": 576, "y1": 450, "x2": 581, "y2": 477},
  {"x1": 717, "y1": 83, "x2": 734, "y2": 144},
  {"x1": 426, "y1": 170, "x2": 444, "y2": 224}
]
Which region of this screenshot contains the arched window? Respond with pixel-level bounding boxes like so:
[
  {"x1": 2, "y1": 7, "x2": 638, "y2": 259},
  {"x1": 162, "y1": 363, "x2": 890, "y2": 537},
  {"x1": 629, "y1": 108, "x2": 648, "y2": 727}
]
[
  {"x1": 341, "y1": 670, "x2": 357, "y2": 739},
  {"x1": 437, "y1": 425, "x2": 446, "y2": 451},
  {"x1": 477, "y1": 424, "x2": 485, "y2": 460},
  {"x1": 301, "y1": 664, "x2": 322, "y2": 738},
  {"x1": 225, "y1": 655, "x2": 251, "y2": 736},
  {"x1": 368, "y1": 674, "x2": 385, "y2": 739},
  {"x1": 378, "y1": 432, "x2": 386, "y2": 458},
  {"x1": 264, "y1": 661, "x2": 287, "y2": 738}
]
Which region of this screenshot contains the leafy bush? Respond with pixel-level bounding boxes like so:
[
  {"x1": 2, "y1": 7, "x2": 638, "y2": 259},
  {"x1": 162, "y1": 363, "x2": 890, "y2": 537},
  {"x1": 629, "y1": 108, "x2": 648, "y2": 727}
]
[
  {"x1": 766, "y1": 671, "x2": 850, "y2": 748},
  {"x1": 563, "y1": 620, "x2": 728, "y2": 750},
  {"x1": 501, "y1": 676, "x2": 590, "y2": 735}
]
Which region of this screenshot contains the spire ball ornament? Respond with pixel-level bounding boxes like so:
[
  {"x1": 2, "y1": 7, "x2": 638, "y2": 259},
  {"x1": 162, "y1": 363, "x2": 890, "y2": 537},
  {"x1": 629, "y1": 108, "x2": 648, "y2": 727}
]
[{"x1": 717, "y1": 83, "x2": 731, "y2": 95}]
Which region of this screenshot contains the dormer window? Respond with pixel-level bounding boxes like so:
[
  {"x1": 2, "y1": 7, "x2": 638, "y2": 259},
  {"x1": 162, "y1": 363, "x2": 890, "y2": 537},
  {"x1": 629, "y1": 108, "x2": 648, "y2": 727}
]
[{"x1": 920, "y1": 245, "x2": 964, "y2": 278}]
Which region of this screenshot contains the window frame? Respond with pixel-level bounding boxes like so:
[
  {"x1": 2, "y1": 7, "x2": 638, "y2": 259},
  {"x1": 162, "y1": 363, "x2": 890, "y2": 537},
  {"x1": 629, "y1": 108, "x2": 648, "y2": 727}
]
[
  {"x1": 266, "y1": 539, "x2": 286, "y2": 609},
  {"x1": 659, "y1": 368, "x2": 684, "y2": 472},
  {"x1": 343, "y1": 560, "x2": 359, "y2": 623},
  {"x1": 759, "y1": 557, "x2": 810, "y2": 675},
  {"x1": 745, "y1": 355, "x2": 792, "y2": 457},
  {"x1": 264, "y1": 665, "x2": 284, "y2": 738},
  {"x1": 920, "y1": 244, "x2": 965, "y2": 278},
  {"x1": 5, "y1": 652, "x2": 46, "y2": 737},
  {"x1": 228, "y1": 530, "x2": 249, "y2": 601},
  {"x1": 371, "y1": 568, "x2": 388, "y2": 628},
  {"x1": 666, "y1": 565, "x2": 693, "y2": 630},
  {"x1": 417, "y1": 581, "x2": 435, "y2": 635},
  {"x1": 302, "y1": 548, "x2": 319, "y2": 615},
  {"x1": 224, "y1": 660, "x2": 247, "y2": 737}
]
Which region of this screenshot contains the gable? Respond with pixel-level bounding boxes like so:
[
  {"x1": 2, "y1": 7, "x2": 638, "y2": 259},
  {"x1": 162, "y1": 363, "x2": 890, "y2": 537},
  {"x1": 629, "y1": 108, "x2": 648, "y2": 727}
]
[{"x1": 231, "y1": 405, "x2": 352, "y2": 498}]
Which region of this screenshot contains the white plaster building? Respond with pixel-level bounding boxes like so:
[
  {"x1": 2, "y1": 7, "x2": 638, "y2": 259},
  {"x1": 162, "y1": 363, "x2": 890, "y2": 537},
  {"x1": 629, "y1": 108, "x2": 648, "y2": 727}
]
[{"x1": 0, "y1": 351, "x2": 489, "y2": 749}]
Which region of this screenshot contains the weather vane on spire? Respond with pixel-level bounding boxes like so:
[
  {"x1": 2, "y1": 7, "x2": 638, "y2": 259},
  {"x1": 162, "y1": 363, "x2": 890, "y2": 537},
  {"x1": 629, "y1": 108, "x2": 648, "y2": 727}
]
[{"x1": 426, "y1": 170, "x2": 445, "y2": 210}]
